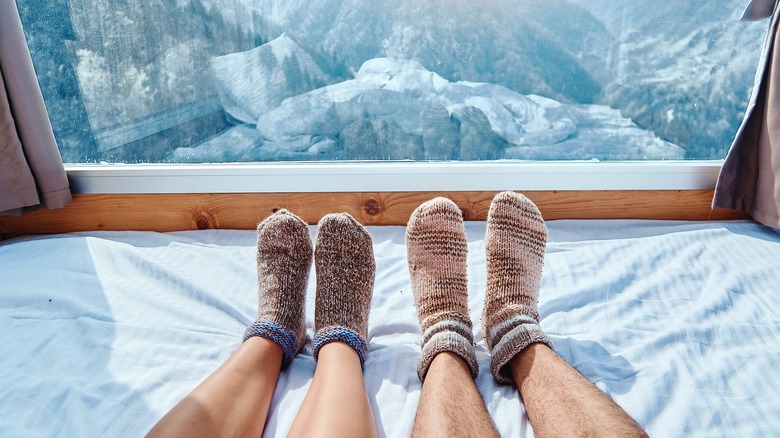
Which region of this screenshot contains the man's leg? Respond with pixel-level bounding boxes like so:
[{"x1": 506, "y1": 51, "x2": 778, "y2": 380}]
[
  {"x1": 482, "y1": 192, "x2": 646, "y2": 437},
  {"x1": 406, "y1": 197, "x2": 499, "y2": 437},
  {"x1": 289, "y1": 213, "x2": 377, "y2": 437},
  {"x1": 148, "y1": 210, "x2": 313, "y2": 437},
  {"x1": 509, "y1": 343, "x2": 646, "y2": 437},
  {"x1": 415, "y1": 352, "x2": 498, "y2": 437}
]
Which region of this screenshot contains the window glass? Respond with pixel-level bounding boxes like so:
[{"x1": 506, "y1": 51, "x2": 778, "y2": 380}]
[{"x1": 17, "y1": 0, "x2": 767, "y2": 163}]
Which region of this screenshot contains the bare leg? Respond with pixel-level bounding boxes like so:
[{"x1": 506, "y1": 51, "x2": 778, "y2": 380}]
[
  {"x1": 406, "y1": 198, "x2": 491, "y2": 436},
  {"x1": 288, "y1": 342, "x2": 377, "y2": 437},
  {"x1": 147, "y1": 336, "x2": 282, "y2": 438},
  {"x1": 288, "y1": 213, "x2": 377, "y2": 437},
  {"x1": 413, "y1": 352, "x2": 499, "y2": 437},
  {"x1": 509, "y1": 343, "x2": 647, "y2": 438},
  {"x1": 481, "y1": 193, "x2": 645, "y2": 436},
  {"x1": 149, "y1": 209, "x2": 312, "y2": 437}
]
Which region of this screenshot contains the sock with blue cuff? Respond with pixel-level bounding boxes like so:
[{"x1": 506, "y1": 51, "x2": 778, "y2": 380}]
[
  {"x1": 243, "y1": 209, "x2": 312, "y2": 368},
  {"x1": 312, "y1": 213, "x2": 375, "y2": 366}
]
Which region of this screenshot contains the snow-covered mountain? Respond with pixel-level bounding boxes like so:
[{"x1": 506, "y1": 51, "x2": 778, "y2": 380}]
[
  {"x1": 570, "y1": 0, "x2": 767, "y2": 158},
  {"x1": 250, "y1": 0, "x2": 607, "y2": 104},
  {"x1": 172, "y1": 54, "x2": 683, "y2": 162},
  {"x1": 243, "y1": 0, "x2": 766, "y2": 159},
  {"x1": 65, "y1": 0, "x2": 262, "y2": 131},
  {"x1": 22, "y1": 0, "x2": 766, "y2": 162},
  {"x1": 211, "y1": 34, "x2": 345, "y2": 124}
]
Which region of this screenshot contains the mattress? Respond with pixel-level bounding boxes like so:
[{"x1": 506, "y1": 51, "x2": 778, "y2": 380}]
[{"x1": 1, "y1": 219, "x2": 779, "y2": 437}]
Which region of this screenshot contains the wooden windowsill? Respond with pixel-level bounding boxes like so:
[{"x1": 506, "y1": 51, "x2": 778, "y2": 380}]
[{"x1": 0, "y1": 190, "x2": 750, "y2": 238}]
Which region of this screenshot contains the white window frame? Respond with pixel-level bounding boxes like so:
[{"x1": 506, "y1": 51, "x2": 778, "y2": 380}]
[{"x1": 65, "y1": 161, "x2": 724, "y2": 194}]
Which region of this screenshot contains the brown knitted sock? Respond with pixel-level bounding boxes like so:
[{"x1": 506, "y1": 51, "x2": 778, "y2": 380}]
[
  {"x1": 482, "y1": 191, "x2": 553, "y2": 384},
  {"x1": 406, "y1": 197, "x2": 478, "y2": 381},
  {"x1": 312, "y1": 213, "x2": 375, "y2": 366},
  {"x1": 243, "y1": 209, "x2": 312, "y2": 368}
]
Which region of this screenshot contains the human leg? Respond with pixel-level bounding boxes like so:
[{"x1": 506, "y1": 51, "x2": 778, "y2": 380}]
[
  {"x1": 148, "y1": 210, "x2": 312, "y2": 437},
  {"x1": 146, "y1": 337, "x2": 283, "y2": 438},
  {"x1": 406, "y1": 197, "x2": 498, "y2": 437},
  {"x1": 481, "y1": 191, "x2": 553, "y2": 383},
  {"x1": 509, "y1": 343, "x2": 646, "y2": 437},
  {"x1": 415, "y1": 352, "x2": 499, "y2": 437},
  {"x1": 289, "y1": 342, "x2": 375, "y2": 438},
  {"x1": 288, "y1": 213, "x2": 377, "y2": 438},
  {"x1": 482, "y1": 191, "x2": 645, "y2": 437}
]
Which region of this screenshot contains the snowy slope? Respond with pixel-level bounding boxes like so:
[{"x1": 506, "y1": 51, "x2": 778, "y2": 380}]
[
  {"x1": 250, "y1": 0, "x2": 607, "y2": 104},
  {"x1": 570, "y1": 0, "x2": 767, "y2": 157},
  {"x1": 247, "y1": 0, "x2": 766, "y2": 158},
  {"x1": 211, "y1": 34, "x2": 342, "y2": 123},
  {"x1": 173, "y1": 57, "x2": 683, "y2": 162}
]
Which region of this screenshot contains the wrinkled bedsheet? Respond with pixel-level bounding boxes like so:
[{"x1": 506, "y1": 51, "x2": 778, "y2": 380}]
[{"x1": 1, "y1": 220, "x2": 779, "y2": 437}]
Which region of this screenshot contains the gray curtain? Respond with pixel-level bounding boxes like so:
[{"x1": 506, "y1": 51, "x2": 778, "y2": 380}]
[
  {"x1": 713, "y1": 0, "x2": 780, "y2": 228},
  {"x1": 0, "y1": 0, "x2": 72, "y2": 216}
]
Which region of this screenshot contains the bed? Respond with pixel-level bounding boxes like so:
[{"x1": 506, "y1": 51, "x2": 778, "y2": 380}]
[{"x1": 2, "y1": 218, "x2": 779, "y2": 437}]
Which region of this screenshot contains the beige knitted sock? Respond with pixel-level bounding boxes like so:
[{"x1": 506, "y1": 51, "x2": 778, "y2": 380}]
[
  {"x1": 406, "y1": 197, "x2": 478, "y2": 381},
  {"x1": 313, "y1": 213, "x2": 375, "y2": 365},
  {"x1": 483, "y1": 191, "x2": 553, "y2": 384},
  {"x1": 243, "y1": 209, "x2": 312, "y2": 368}
]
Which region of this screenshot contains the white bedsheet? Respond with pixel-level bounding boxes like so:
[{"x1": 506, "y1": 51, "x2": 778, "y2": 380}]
[{"x1": 1, "y1": 220, "x2": 779, "y2": 437}]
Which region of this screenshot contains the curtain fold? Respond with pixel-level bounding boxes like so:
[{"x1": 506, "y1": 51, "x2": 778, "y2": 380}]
[
  {"x1": 742, "y1": 0, "x2": 777, "y2": 21},
  {"x1": 713, "y1": 0, "x2": 780, "y2": 228},
  {"x1": 0, "y1": 0, "x2": 72, "y2": 216}
]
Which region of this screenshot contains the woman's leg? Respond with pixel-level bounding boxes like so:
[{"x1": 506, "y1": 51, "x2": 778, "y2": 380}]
[
  {"x1": 147, "y1": 337, "x2": 282, "y2": 438},
  {"x1": 288, "y1": 213, "x2": 377, "y2": 437},
  {"x1": 288, "y1": 342, "x2": 376, "y2": 437},
  {"x1": 147, "y1": 209, "x2": 313, "y2": 437}
]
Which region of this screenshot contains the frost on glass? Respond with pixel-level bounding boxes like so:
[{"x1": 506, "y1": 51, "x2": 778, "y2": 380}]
[{"x1": 17, "y1": 0, "x2": 767, "y2": 163}]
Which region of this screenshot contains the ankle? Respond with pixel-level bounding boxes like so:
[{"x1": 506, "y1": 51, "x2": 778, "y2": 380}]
[
  {"x1": 313, "y1": 325, "x2": 369, "y2": 365},
  {"x1": 508, "y1": 342, "x2": 554, "y2": 386},
  {"x1": 429, "y1": 351, "x2": 472, "y2": 376},
  {"x1": 318, "y1": 341, "x2": 362, "y2": 361}
]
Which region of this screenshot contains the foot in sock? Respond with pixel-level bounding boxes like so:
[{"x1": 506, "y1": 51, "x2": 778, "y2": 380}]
[
  {"x1": 406, "y1": 197, "x2": 478, "y2": 381},
  {"x1": 244, "y1": 209, "x2": 313, "y2": 368},
  {"x1": 482, "y1": 191, "x2": 554, "y2": 383},
  {"x1": 312, "y1": 213, "x2": 375, "y2": 366}
]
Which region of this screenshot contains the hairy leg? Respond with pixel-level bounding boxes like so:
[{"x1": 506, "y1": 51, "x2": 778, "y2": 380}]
[
  {"x1": 510, "y1": 343, "x2": 647, "y2": 438},
  {"x1": 288, "y1": 342, "x2": 377, "y2": 437},
  {"x1": 406, "y1": 198, "x2": 492, "y2": 436},
  {"x1": 147, "y1": 336, "x2": 282, "y2": 438},
  {"x1": 413, "y1": 352, "x2": 499, "y2": 437},
  {"x1": 480, "y1": 193, "x2": 646, "y2": 436}
]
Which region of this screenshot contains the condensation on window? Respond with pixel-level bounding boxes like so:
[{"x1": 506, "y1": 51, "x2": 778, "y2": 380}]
[{"x1": 18, "y1": 0, "x2": 767, "y2": 163}]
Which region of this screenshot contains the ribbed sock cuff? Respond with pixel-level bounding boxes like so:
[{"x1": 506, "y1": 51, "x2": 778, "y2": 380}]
[
  {"x1": 418, "y1": 316, "x2": 478, "y2": 381},
  {"x1": 312, "y1": 325, "x2": 369, "y2": 366},
  {"x1": 490, "y1": 322, "x2": 553, "y2": 384},
  {"x1": 244, "y1": 320, "x2": 299, "y2": 369},
  {"x1": 418, "y1": 330, "x2": 479, "y2": 381}
]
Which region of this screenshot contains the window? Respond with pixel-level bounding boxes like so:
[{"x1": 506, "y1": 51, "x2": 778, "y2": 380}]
[{"x1": 18, "y1": 0, "x2": 767, "y2": 165}]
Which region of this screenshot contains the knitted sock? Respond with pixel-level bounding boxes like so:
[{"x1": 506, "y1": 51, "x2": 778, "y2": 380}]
[
  {"x1": 482, "y1": 191, "x2": 554, "y2": 384},
  {"x1": 243, "y1": 209, "x2": 312, "y2": 368},
  {"x1": 406, "y1": 197, "x2": 478, "y2": 381},
  {"x1": 312, "y1": 213, "x2": 375, "y2": 366}
]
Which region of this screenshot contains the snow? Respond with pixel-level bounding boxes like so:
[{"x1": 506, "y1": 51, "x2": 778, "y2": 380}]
[
  {"x1": 253, "y1": 58, "x2": 559, "y2": 148},
  {"x1": 55, "y1": 0, "x2": 765, "y2": 162},
  {"x1": 210, "y1": 34, "x2": 339, "y2": 124},
  {"x1": 173, "y1": 54, "x2": 683, "y2": 162}
]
